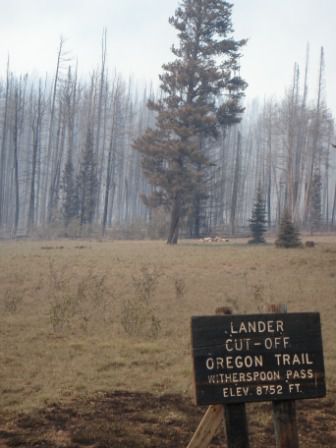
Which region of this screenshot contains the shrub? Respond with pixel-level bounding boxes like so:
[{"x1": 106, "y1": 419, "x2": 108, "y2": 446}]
[
  {"x1": 120, "y1": 265, "x2": 162, "y2": 339},
  {"x1": 3, "y1": 289, "x2": 23, "y2": 313},
  {"x1": 120, "y1": 298, "x2": 161, "y2": 339},
  {"x1": 275, "y1": 209, "x2": 302, "y2": 248},
  {"x1": 174, "y1": 277, "x2": 186, "y2": 300},
  {"x1": 47, "y1": 260, "x2": 110, "y2": 334}
]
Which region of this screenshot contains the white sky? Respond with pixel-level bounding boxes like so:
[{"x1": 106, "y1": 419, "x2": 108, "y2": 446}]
[{"x1": 0, "y1": 0, "x2": 335, "y2": 115}]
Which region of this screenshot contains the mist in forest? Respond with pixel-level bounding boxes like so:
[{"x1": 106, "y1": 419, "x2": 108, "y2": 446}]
[{"x1": 0, "y1": 0, "x2": 335, "y2": 240}]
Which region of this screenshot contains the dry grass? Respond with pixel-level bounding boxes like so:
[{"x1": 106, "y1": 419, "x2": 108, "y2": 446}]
[{"x1": 0, "y1": 237, "x2": 336, "y2": 418}]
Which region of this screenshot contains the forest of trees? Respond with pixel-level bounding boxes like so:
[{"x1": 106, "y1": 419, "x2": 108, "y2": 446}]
[{"x1": 0, "y1": 4, "x2": 335, "y2": 241}]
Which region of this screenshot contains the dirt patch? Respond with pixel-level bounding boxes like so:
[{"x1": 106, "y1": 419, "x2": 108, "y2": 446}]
[{"x1": 0, "y1": 391, "x2": 335, "y2": 447}]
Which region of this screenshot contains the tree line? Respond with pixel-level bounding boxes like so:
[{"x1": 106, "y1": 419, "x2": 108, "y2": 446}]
[
  {"x1": 0, "y1": 1, "x2": 334, "y2": 241},
  {"x1": 0, "y1": 35, "x2": 153, "y2": 239}
]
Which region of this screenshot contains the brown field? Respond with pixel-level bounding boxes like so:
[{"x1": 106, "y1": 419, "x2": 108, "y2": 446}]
[{"x1": 0, "y1": 237, "x2": 336, "y2": 447}]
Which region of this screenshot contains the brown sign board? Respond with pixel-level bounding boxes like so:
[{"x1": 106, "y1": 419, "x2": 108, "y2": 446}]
[{"x1": 191, "y1": 313, "x2": 326, "y2": 405}]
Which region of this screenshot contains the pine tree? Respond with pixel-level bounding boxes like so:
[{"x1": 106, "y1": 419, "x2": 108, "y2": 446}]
[
  {"x1": 275, "y1": 209, "x2": 302, "y2": 248},
  {"x1": 309, "y1": 172, "x2": 322, "y2": 233},
  {"x1": 133, "y1": 0, "x2": 247, "y2": 244},
  {"x1": 62, "y1": 151, "x2": 79, "y2": 229},
  {"x1": 77, "y1": 128, "x2": 98, "y2": 228},
  {"x1": 248, "y1": 187, "x2": 267, "y2": 244}
]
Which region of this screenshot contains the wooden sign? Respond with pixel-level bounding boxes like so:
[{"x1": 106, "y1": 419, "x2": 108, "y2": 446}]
[{"x1": 191, "y1": 313, "x2": 326, "y2": 406}]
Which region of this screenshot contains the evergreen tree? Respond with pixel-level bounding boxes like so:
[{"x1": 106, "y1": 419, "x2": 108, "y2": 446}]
[
  {"x1": 275, "y1": 209, "x2": 302, "y2": 248},
  {"x1": 248, "y1": 187, "x2": 267, "y2": 244},
  {"x1": 62, "y1": 151, "x2": 79, "y2": 229},
  {"x1": 77, "y1": 128, "x2": 98, "y2": 227},
  {"x1": 133, "y1": 0, "x2": 247, "y2": 244},
  {"x1": 309, "y1": 172, "x2": 322, "y2": 233}
]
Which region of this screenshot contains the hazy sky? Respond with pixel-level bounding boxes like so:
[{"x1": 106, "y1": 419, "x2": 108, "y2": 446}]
[{"x1": 0, "y1": 0, "x2": 335, "y2": 115}]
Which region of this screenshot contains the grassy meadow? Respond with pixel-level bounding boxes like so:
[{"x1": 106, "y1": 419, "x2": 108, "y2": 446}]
[{"x1": 0, "y1": 237, "x2": 336, "y2": 445}]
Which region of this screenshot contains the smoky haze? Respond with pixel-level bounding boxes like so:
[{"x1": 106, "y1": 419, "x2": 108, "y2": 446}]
[
  {"x1": 0, "y1": 0, "x2": 335, "y2": 241},
  {"x1": 0, "y1": 0, "x2": 335, "y2": 114}
]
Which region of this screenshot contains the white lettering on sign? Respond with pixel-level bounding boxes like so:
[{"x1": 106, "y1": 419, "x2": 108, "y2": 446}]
[
  {"x1": 208, "y1": 370, "x2": 281, "y2": 384},
  {"x1": 225, "y1": 338, "x2": 251, "y2": 351},
  {"x1": 223, "y1": 386, "x2": 249, "y2": 398},
  {"x1": 206, "y1": 355, "x2": 263, "y2": 370},
  {"x1": 288, "y1": 383, "x2": 301, "y2": 393},
  {"x1": 285, "y1": 369, "x2": 314, "y2": 380},
  {"x1": 230, "y1": 320, "x2": 284, "y2": 334},
  {"x1": 256, "y1": 385, "x2": 284, "y2": 396},
  {"x1": 264, "y1": 336, "x2": 290, "y2": 349},
  {"x1": 274, "y1": 353, "x2": 314, "y2": 366}
]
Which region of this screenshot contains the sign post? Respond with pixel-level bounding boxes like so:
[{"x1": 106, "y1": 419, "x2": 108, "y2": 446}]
[
  {"x1": 267, "y1": 304, "x2": 298, "y2": 448},
  {"x1": 218, "y1": 307, "x2": 249, "y2": 448}
]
